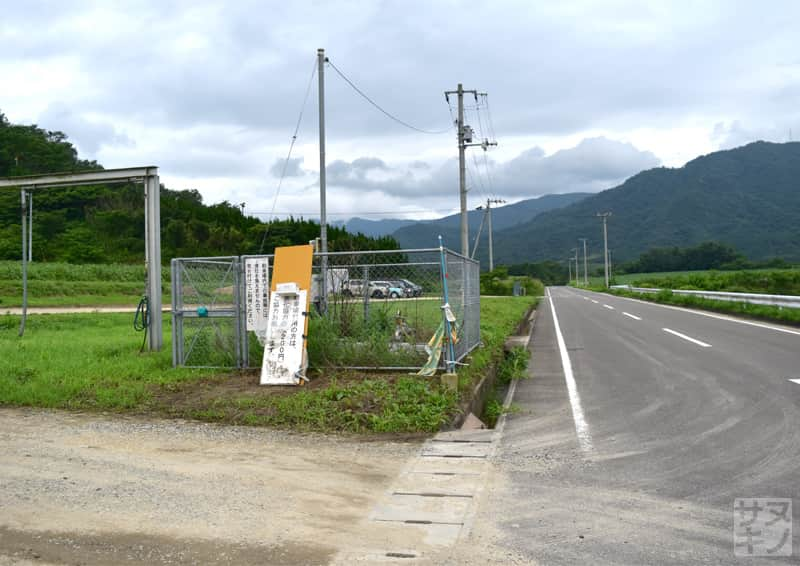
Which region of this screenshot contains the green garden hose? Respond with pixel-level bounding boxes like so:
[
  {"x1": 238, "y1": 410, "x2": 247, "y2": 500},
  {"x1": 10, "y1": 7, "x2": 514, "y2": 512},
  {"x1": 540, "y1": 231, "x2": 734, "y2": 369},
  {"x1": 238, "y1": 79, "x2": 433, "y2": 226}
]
[{"x1": 134, "y1": 296, "x2": 149, "y2": 352}]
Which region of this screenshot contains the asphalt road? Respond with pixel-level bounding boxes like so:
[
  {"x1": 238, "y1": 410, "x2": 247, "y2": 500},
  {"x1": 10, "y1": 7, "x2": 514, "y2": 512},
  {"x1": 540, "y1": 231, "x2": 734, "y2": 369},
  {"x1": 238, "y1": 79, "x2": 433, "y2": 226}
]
[{"x1": 491, "y1": 286, "x2": 800, "y2": 565}]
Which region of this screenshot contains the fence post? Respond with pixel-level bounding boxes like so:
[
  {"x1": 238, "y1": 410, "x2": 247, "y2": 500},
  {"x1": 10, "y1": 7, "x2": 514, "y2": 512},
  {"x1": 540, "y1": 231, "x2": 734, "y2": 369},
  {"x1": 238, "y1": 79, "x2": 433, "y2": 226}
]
[
  {"x1": 362, "y1": 265, "x2": 370, "y2": 321},
  {"x1": 171, "y1": 259, "x2": 178, "y2": 367},
  {"x1": 239, "y1": 257, "x2": 249, "y2": 369},
  {"x1": 232, "y1": 257, "x2": 242, "y2": 368}
]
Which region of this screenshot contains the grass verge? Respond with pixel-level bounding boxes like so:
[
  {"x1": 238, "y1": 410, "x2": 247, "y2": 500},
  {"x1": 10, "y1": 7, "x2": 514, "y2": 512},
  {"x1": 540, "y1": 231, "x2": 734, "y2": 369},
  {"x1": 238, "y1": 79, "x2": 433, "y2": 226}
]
[
  {"x1": 482, "y1": 346, "x2": 530, "y2": 428},
  {"x1": 0, "y1": 314, "x2": 214, "y2": 409},
  {"x1": 0, "y1": 296, "x2": 536, "y2": 433},
  {"x1": 609, "y1": 288, "x2": 800, "y2": 326},
  {"x1": 586, "y1": 267, "x2": 800, "y2": 292}
]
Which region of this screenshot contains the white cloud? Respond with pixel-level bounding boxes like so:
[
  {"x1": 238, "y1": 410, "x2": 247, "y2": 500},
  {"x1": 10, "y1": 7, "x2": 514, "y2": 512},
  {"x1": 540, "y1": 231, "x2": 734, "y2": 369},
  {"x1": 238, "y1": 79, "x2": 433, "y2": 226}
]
[
  {"x1": 38, "y1": 103, "x2": 133, "y2": 156},
  {"x1": 270, "y1": 156, "x2": 305, "y2": 178},
  {"x1": 1, "y1": 0, "x2": 799, "y2": 220}
]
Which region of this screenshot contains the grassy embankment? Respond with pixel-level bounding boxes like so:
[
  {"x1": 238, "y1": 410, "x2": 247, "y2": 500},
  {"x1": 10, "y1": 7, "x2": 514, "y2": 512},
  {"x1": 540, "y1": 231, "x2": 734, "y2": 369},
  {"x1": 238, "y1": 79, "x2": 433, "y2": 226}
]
[
  {"x1": 593, "y1": 269, "x2": 800, "y2": 326},
  {"x1": 0, "y1": 261, "x2": 161, "y2": 307},
  {"x1": 0, "y1": 296, "x2": 538, "y2": 433}
]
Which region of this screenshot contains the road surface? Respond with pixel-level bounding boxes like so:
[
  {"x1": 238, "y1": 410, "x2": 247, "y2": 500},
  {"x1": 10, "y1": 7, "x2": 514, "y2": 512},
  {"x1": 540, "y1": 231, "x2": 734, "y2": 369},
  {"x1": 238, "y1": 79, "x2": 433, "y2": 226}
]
[{"x1": 486, "y1": 286, "x2": 799, "y2": 565}]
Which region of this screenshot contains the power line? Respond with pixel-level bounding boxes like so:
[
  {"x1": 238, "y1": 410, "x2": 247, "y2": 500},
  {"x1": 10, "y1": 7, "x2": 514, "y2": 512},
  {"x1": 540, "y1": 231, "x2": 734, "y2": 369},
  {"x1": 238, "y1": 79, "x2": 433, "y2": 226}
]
[
  {"x1": 468, "y1": 102, "x2": 497, "y2": 200},
  {"x1": 326, "y1": 58, "x2": 453, "y2": 135},
  {"x1": 259, "y1": 58, "x2": 317, "y2": 253},
  {"x1": 249, "y1": 208, "x2": 459, "y2": 217},
  {"x1": 482, "y1": 93, "x2": 497, "y2": 145},
  {"x1": 470, "y1": 151, "x2": 488, "y2": 200}
]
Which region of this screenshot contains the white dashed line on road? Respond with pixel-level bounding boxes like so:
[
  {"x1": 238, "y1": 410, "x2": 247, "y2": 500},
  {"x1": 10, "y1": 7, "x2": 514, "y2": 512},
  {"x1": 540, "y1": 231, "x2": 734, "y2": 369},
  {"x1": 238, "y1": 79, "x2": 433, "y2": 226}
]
[
  {"x1": 622, "y1": 312, "x2": 642, "y2": 320},
  {"x1": 614, "y1": 294, "x2": 800, "y2": 337},
  {"x1": 663, "y1": 328, "x2": 712, "y2": 348},
  {"x1": 603, "y1": 304, "x2": 615, "y2": 310},
  {"x1": 789, "y1": 379, "x2": 800, "y2": 386},
  {"x1": 591, "y1": 300, "x2": 599, "y2": 304}
]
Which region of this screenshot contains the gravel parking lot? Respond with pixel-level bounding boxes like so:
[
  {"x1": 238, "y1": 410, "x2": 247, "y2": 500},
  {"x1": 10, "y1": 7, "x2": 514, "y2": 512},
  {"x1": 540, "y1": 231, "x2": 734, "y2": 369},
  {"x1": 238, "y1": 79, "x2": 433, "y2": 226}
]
[{"x1": 0, "y1": 408, "x2": 423, "y2": 565}]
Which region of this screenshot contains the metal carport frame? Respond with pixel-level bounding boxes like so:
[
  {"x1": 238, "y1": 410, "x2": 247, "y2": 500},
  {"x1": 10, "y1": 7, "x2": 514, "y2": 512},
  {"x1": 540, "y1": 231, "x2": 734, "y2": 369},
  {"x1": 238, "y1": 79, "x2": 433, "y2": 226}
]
[{"x1": 0, "y1": 167, "x2": 164, "y2": 351}]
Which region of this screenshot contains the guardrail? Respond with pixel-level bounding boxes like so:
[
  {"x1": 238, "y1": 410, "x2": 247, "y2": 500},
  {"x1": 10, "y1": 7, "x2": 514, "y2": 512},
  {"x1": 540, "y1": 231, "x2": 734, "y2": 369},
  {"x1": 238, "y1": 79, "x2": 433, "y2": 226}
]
[{"x1": 610, "y1": 285, "x2": 800, "y2": 309}]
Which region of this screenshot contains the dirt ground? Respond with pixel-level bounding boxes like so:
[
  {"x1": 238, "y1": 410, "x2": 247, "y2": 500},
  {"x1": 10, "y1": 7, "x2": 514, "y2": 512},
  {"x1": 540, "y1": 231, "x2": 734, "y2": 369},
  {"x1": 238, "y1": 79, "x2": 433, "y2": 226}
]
[
  {"x1": 151, "y1": 369, "x2": 401, "y2": 409},
  {"x1": 0, "y1": 408, "x2": 425, "y2": 565}
]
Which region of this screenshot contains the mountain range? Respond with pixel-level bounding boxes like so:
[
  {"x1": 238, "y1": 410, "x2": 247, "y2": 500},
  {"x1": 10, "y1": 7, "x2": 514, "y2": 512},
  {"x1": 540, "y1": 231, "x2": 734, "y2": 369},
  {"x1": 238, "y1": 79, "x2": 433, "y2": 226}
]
[
  {"x1": 332, "y1": 217, "x2": 415, "y2": 238},
  {"x1": 335, "y1": 193, "x2": 591, "y2": 251},
  {"x1": 486, "y1": 141, "x2": 800, "y2": 264}
]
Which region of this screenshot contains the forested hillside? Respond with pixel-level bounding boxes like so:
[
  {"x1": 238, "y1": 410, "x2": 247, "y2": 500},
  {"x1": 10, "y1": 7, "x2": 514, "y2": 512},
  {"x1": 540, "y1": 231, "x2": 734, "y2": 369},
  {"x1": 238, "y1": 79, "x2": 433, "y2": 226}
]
[
  {"x1": 393, "y1": 192, "x2": 590, "y2": 252},
  {"x1": 0, "y1": 112, "x2": 397, "y2": 262},
  {"x1": 491, "y1": 141, "x2": 800, "y2": 264}
]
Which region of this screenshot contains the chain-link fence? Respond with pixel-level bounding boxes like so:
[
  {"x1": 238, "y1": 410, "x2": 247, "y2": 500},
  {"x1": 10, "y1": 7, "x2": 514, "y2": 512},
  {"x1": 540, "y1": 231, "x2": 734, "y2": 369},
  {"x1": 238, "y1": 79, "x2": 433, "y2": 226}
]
[{"x1": 171, "y1": 248, "x2": 480, "y2": 371}]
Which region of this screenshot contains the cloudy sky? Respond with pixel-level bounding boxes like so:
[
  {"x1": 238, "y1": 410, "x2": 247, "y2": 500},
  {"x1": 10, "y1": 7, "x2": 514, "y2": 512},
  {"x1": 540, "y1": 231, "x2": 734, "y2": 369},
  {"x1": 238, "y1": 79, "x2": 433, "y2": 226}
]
[{"x1": 3, "y1": 0, "x2": 799, "y2": 221}]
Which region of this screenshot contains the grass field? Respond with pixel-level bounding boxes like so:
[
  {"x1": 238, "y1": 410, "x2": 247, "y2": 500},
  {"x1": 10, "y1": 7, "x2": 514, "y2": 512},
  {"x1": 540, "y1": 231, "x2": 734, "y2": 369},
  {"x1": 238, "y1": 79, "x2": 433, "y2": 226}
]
[
  {"x1": 0, "y1": 260, "x2": 165, "y2": 307},
  {"x1": 585, "y1": 267, "x2": 800, "y2": 294},
  {"x1": 0, "y1": 313, "x2": 211, "y2": 409},
  {"x1": 0, "y1": 296, "x2": 536, "y2": 433}
]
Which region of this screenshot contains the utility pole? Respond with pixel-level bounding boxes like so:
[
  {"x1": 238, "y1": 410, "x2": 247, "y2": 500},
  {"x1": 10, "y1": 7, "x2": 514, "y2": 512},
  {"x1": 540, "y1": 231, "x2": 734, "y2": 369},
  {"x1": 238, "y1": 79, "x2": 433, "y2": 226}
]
[
  {"x1": 445, "y1": 85, "x2": 497, "y2": 256},
  {"x1": 597, "y1": 212, "x2": 612, "y2": 288},
  {"x1": 579, "y1": 238, "x2": 588, "y2": 286},
  {"x1": 473, "y1": 198, "x2": 505, "y2": 270},
  {"x1": 487, "y1": 198, "x2": 505, "y2": 272},
  {"x1": 608, "y1": 249, "x2": 613, "y2": 283},
  {"x1": 571, "y1": 248, "x2": 579, "y2": 286},
  {"x1": 567, "y1": 257, "x2": 572, "y2": 285},
  {"x1": 318, "y1": 48, "x2": 328, "y2": 311}
]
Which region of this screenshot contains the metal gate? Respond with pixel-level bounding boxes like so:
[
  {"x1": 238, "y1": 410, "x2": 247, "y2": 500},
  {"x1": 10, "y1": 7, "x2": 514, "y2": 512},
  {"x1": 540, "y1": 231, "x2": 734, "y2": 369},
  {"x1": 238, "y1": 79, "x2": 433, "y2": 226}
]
[{"x1": 171, "y1": 256, "x2": 245, "y2": 368}]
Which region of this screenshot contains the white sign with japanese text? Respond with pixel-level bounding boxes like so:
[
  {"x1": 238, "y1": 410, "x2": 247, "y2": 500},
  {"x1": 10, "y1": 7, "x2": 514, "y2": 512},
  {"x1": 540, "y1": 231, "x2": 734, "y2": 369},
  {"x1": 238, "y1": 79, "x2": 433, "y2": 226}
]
[
  {"x1": 260, "y1": 289, "x2": 307, "y2": 385},
  {"x1": 245, "y1": 257, "x2": 270, "y2": 332}
]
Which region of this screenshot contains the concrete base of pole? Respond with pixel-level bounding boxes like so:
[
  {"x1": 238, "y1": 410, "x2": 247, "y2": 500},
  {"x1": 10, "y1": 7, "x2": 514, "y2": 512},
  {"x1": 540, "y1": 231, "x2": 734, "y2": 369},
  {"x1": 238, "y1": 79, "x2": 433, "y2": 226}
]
[{"x1": 441, "y1": 373, "x2": 458, "y2": 392}]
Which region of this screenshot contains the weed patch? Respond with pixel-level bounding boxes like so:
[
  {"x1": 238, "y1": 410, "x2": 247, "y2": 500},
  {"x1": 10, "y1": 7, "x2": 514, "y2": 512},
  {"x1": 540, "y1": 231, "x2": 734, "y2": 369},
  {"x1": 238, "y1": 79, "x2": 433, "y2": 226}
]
[{"x1": 1, "y1": 296, "x2": 536, "y2": 433}]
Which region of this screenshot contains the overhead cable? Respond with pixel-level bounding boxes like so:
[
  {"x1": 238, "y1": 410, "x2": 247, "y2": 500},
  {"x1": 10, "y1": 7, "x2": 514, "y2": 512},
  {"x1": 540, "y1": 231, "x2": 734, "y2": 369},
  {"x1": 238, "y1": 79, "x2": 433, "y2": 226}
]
[
  {"x1": 259, "y1": 58, "x2": 317, "y2": 253},
  {"x1": 327, "y1": 58, "x2": 452, "y2": 135}
]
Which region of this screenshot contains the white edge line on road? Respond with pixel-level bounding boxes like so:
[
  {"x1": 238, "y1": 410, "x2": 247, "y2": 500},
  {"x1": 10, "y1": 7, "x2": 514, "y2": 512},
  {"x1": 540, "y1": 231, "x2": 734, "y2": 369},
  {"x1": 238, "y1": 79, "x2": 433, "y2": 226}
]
[
  {"x1": 622, "y1": 312, "x2": 642, "y2": 321},
  {"x1": 789, "y1": 379, "x2": 800, "y2": 385},
  {"x1": 611, "y1": 294, "x2": 800, "y2": 337},
  {"x1": 603, "y1": 304, "x2": 615, "y2": 310},
  {"x1": 549, "y1": 291, "x2": 593, "y2": 453},
  {"x1": 663, "y1": 327, "x2": 712, "y2": 348}
]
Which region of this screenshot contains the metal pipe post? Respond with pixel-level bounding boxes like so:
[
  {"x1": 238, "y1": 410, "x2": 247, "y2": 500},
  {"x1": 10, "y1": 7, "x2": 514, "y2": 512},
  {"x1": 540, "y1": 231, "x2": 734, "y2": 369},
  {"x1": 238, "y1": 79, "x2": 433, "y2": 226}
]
[
  {"x1": 318, "y1": 48, "x2": 328, "y2": 313},
  {"x1": 19, "y1": 190, "x2": 28, "y2": 337},
  {"x1": 145, "y1": 173, "x2": 163, "y2": 351},
  {"x1": 27, "y1": 191, "x2": 33, "y2": 262}
]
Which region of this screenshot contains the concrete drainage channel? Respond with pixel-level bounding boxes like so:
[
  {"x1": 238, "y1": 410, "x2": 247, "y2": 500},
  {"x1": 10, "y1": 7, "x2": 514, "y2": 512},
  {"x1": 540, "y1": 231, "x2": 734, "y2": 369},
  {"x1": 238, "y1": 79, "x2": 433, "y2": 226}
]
[
  {"x1": 334, "y1": 307, "x2": 537, "y2": 563},
  {"x1": 332, "y1": 426, "x2": 499, "y2": 563}
]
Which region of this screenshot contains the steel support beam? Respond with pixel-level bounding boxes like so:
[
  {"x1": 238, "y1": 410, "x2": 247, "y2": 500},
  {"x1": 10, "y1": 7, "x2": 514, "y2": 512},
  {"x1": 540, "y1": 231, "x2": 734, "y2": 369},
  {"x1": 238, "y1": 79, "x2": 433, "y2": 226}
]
[
  {"x1": 145, "y1": 173, "x2": 163, "y2": 351},
  {"x1": 0, "y1": 166, "x2": 163, "y2": 351}
]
